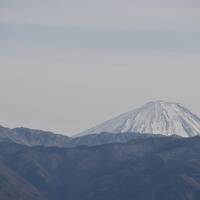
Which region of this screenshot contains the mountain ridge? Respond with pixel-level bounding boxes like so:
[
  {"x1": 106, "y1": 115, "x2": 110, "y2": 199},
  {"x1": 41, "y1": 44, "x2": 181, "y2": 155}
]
[
  {"x1": 0, "y1": 100, "x2": 200, "y2": 148},
  {"x1": 0, "y1": 135, "x2": 199, "y2": 200},
  {"x1": 0, "y1": 126, "x2": 167, "y2": 148}
]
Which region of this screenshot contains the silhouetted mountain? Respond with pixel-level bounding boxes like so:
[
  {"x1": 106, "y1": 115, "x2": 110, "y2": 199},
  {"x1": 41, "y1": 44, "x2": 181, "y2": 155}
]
[{"x1": 0, "y1": 136, "x2": 199, "y2": 200}]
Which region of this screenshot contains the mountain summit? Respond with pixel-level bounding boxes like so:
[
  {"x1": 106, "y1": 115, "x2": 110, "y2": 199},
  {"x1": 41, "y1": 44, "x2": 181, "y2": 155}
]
[{"x1": 79, "y1": 101, "x2": 200, "y2": 137}]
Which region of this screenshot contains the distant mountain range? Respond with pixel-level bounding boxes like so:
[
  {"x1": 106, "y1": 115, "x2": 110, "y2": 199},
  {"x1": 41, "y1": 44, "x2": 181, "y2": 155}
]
[
  {"x1": 0, "y1": 100, "x2": 200, "y2": 200},
  {"x1": 0, "y1": 101, "x2": 200, "y2": 148},
  {"x1": 0, "y1": 126, "x2": 164, "y2": 148},
  {"x1": 0, "y1": 135, "x2": 199, "y2": 200}
]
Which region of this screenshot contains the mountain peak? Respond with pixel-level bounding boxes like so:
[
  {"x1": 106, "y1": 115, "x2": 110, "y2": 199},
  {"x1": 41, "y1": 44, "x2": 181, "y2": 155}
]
[
  {"x1": 145, "y1": 100, "x2": 181, "y2": 106},
  {"x1": 78, "y1": 101, "x2": 200, "y2": 137},
  {"x1": 140, "y1": 100, "x2": 183, "y2": 111}
]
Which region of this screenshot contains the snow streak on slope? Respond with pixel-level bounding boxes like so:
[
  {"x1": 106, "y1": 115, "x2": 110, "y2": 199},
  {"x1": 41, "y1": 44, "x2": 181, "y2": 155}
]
[{"x1": 78, "y1": 101, "x2": 200, "y2": 137}]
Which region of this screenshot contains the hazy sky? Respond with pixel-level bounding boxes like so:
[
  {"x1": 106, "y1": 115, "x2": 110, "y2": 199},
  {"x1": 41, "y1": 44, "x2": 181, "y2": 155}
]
[{"x1": 0, "y1": 0, "x2": 200, "y2": 136}]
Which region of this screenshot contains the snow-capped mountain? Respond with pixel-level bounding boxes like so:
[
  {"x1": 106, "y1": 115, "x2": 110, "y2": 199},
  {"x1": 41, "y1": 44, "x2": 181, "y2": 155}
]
[{"x1": 78, "y1": 101, "x2": 200, "y2": 137}]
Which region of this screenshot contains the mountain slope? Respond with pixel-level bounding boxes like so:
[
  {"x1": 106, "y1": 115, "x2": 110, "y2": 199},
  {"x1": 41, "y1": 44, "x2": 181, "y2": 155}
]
[
  {"x1": 0, "y1": 127, "x2": 72, "y2": 147},
  {"x1": 79, "y1": 101, "x2": 200, "y2": 137},
  {"x1": 0, "y1": 126, "x2": 24, "y2": 144},
  {"x1": 0, "y1": 126, "x2": 136, "y2": 147},
  {"x1": 0, "y1": 126, "x2": 164, "y2": 148},
  {"x1": 0, "y1": 136, "x2": 200, "y2": 200},
  {"x1": 13, "y1": 128, "x2": 71, "y2": 147}
]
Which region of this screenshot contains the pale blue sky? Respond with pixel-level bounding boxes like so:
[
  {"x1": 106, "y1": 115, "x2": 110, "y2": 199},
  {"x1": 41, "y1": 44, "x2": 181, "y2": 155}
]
[{"x1": 0, "y1": 0, "x2": 200, "y2": 135}]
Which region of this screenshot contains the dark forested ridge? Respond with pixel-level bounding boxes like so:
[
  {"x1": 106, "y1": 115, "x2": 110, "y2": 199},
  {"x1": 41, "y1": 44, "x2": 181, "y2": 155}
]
[
  {"x1": 0, "y1": 126, "x2": 164, "y2": 148},
  {"x1": 0, "y1": 136, "x2": 200, "y2": 200}
]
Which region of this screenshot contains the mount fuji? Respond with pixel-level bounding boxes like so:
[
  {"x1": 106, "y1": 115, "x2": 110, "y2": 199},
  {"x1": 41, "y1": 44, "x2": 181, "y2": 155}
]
[{"x1": 78, "y1": 101, "x2": 200, "y2": 137}]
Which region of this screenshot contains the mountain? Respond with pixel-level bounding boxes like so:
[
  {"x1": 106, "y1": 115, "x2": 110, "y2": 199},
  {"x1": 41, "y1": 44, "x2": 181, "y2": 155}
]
[
  {"x1": 79, "y1": 100, "x2": 200, "y2": 137},
  {"x1": 13, "y1": 127, "x2": 71, "y2": 147},
  {"x1": 0, "y1": 127, "x2": 71, "y2": 147},
  {"x1": 68, "y1": 132, "x2": 165, "y2": 147},
  {"x1": 0, "y1": 126, "x2": 164, "y2": 148},
  {"x1": 0, "y1": 136, "x2": 199, "y2": 200},
  {"x1": 0, "y1": 100, "x2": 199, "y2": 148},
  {"x1": 0, "y1": 126, "x2": 24, "y2": 144}
]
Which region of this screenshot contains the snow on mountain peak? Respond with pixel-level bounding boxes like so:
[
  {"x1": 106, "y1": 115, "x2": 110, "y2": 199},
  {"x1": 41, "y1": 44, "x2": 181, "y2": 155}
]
[{"x1": 78, "y1": 101, "x2": 200, "y2": 137}]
